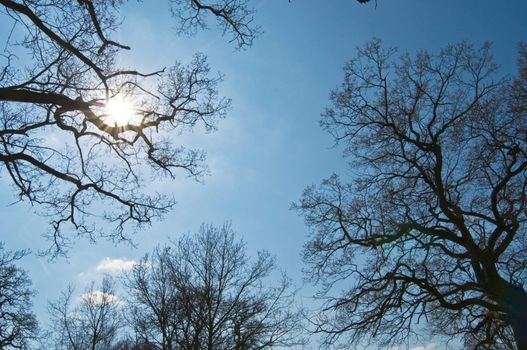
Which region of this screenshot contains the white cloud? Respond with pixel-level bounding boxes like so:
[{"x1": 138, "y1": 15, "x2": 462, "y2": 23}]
[{"x1": 95, "y1": 258, "x2": 137, "y2": 273}]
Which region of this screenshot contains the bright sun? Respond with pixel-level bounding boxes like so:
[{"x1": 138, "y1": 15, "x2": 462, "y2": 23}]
[{"x1": 104, "y1": 95, "x2": 136, "y2": 126}]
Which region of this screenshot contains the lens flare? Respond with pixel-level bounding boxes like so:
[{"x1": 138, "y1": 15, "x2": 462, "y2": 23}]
[{"x1": 104, "y1": 95, "x2": 136, "y2": 126}]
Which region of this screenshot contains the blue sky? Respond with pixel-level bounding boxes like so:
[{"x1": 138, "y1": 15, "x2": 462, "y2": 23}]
[{"x1": 1, "y1": 0, "x2": 526, "y2": 348}]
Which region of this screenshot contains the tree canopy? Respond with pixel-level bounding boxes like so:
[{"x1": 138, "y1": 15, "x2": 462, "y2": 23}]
[
  {"x1": 123, "y1": 223, "x2": 304, "y2": 350},
  {"x1": 0, "y1": 0, "x2": 262, "y2": 256},
  {"x1": 295, "y1": 40, "x2": 527, "y2": 349},
  {"x1": 48, "y1": 277, "x2": 123, "y2": 350},
  {"x1": 0, "y1": 243, "x2": 37, "y2": 349}
]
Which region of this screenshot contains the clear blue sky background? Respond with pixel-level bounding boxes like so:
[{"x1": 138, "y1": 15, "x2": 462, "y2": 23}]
[{"x1": 1, "y1": 0, "x2": 526, "y2": 348}]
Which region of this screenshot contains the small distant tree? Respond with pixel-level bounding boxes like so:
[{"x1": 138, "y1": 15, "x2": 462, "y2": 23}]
[
  {"x1": 0, "y1": 243, "x2": 37, "y2": 349},
  {"x1": 295, "y1": 41, "x2": 527, "y2": 349},
  {"x1": 123, "y1": 223, "x2": 304, "y2": 350},
  {"x1": 48, "y1": 276, "x2": 123, "y2": 350}
]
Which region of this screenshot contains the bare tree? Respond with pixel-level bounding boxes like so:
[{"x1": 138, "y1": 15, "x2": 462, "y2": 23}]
[
  {"x1": 294, "y1": 40, "x2": 527, "y2": 349},
  {"x1": 0, "y1": 243, "x2": 37, "y2": 349},
  {"x1": 0, "y1": 0, "x2": 260, "y2": 256},
  {"x1": 170, "y1": 0, "x2": 261, "y2": 49},
  {"x1": 123, "y1": 223, "x2": 304, "y2": 350},
  {"x1": 123, "y1": 246, "x2": 182, "y2": 350},
  {"x1": 48, "y1": 276, "x2": 123, "y2": 350}
]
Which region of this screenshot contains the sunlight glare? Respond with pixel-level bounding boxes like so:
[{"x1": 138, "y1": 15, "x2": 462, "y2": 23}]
[{"x1": 104, "y1": 95, "x2": 137, "y2": 126}]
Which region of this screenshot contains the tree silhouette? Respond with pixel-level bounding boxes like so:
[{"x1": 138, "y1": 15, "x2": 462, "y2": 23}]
[
  {"x1": 48, "y1": 276, "x2": 123, "y2": 350},
  {"x1": 295, "y1": 40, "x2": 527, "y2": 349},
  {"x1": 123, "y1": 223, "x2": 304, "y2": 350},
  {"x1": 0, "y1": 243, "x2": 37, "y2": 349},
  {"x1": 0, "y1": 0, "x2": 258, "y2": 256}
]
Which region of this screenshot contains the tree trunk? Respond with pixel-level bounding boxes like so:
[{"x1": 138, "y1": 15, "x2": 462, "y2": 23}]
[{"x1": 504, "y1": 283, "x2": 527, "y2": 350}]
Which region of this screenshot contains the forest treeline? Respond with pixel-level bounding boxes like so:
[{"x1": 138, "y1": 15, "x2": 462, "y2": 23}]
[{"x1": 1, "y1": 224, "x2": 305, "y2": 349}]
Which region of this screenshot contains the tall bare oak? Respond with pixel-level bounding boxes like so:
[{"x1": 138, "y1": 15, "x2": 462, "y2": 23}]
[{"x1": 295, "y1": 40, "x2": 527, "y2": 349}]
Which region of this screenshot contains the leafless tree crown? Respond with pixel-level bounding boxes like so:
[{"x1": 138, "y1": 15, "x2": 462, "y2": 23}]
[
  {"x1": 294, "y1": 40, "x2": 527, "y2": 349},
  {"x1": 123, "y1": 223, "x2": 305, "y2": 350},
  {"x1": 0, "y1": 243, "x2": 37, "y2": 349},
  {"x1": 48, "y1": 276, "x2": 123, "y2": 350},
  {"x1": 0, "y1": 0, "x2": 259, "y2": 256}
]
